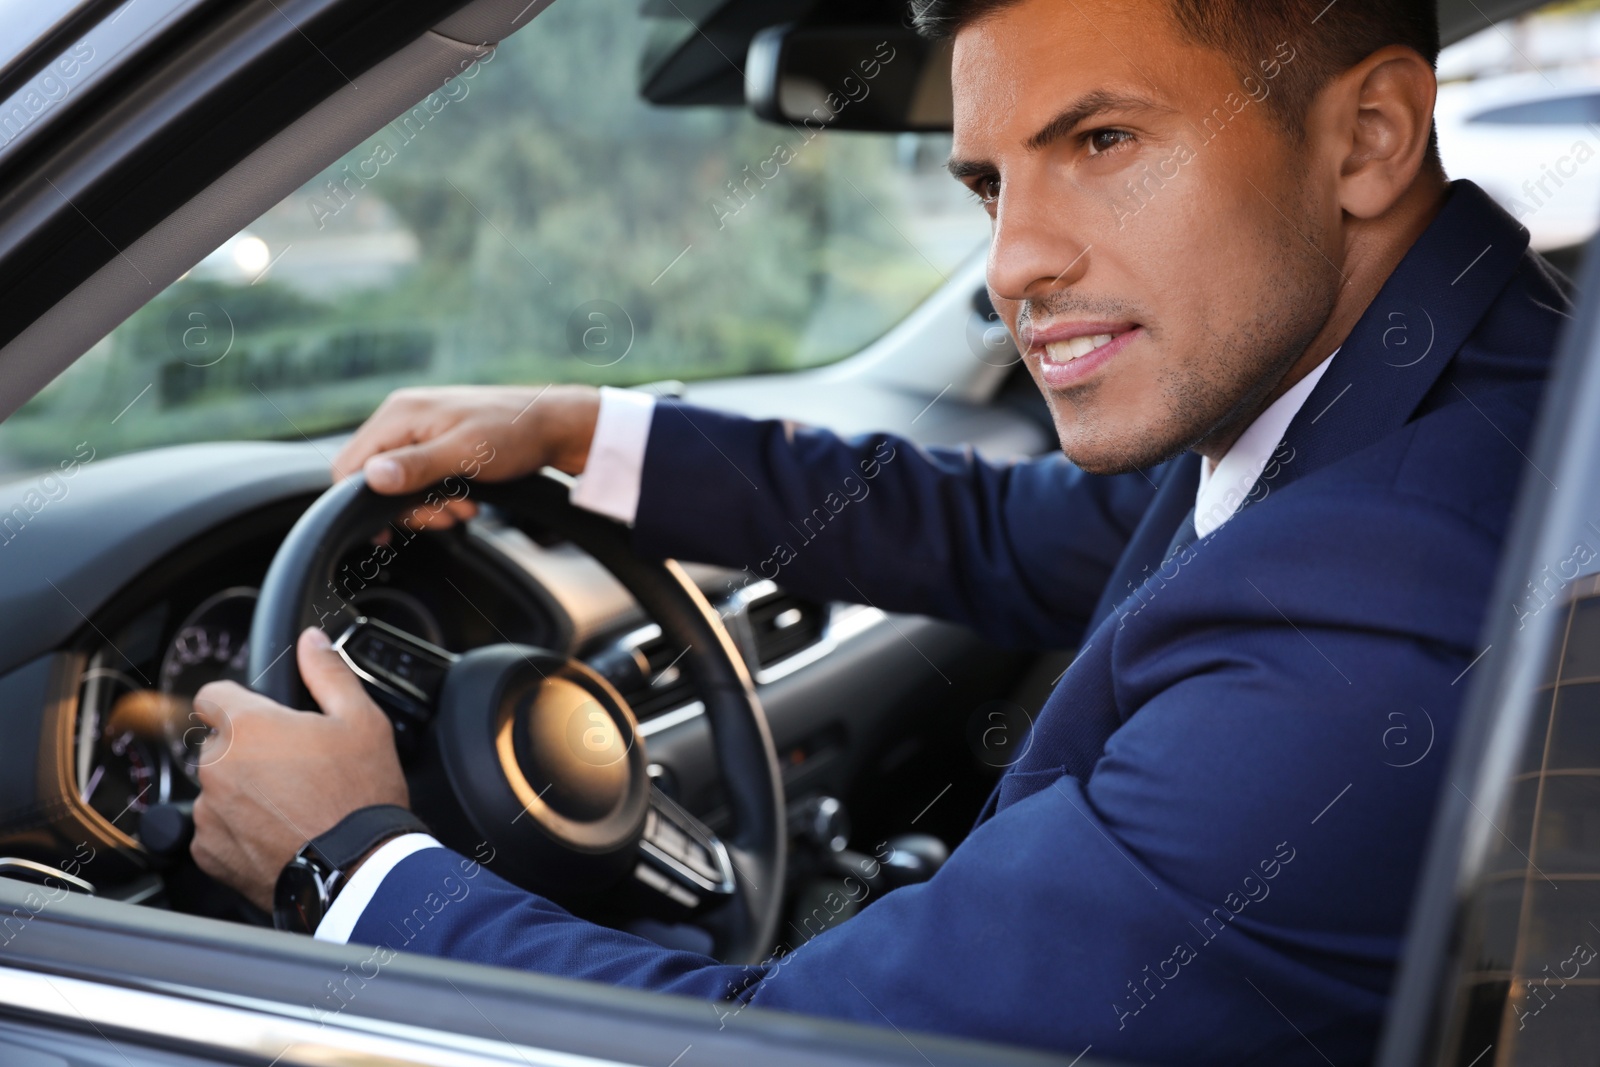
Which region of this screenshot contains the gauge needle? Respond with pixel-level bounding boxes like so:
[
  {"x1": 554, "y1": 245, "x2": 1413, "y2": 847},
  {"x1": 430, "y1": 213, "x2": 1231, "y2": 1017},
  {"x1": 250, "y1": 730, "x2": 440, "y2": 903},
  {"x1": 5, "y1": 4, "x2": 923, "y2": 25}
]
[
  {"x1": 111, "y1": 786, "x2": 152, "y2": 828},
  {"x1": 83, "y1": 764, "x2": 105, "y2": 801}
]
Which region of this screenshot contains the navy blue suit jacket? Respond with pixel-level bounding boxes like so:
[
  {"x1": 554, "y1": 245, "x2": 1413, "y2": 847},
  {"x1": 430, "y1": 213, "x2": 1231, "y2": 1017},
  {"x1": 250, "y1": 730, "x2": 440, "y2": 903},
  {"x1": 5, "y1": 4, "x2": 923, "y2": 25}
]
[{"x1": 349, "y1": 182, "x2": 1568, "y2": 1064}]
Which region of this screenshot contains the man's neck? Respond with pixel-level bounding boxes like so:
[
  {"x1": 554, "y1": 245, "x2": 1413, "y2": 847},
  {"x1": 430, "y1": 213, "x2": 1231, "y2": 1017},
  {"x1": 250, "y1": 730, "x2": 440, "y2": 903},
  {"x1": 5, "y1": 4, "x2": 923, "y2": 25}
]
[{"x1": 1195, "y1": 174, "x2": 1450, "y2": 465}]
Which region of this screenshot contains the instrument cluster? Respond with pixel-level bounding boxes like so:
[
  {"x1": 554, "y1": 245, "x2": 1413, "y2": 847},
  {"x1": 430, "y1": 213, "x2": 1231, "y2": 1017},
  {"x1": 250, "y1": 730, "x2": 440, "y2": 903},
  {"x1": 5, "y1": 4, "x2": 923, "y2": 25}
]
[{"x1": 74, "y1": 582, "x2": 446, "y2": 837}]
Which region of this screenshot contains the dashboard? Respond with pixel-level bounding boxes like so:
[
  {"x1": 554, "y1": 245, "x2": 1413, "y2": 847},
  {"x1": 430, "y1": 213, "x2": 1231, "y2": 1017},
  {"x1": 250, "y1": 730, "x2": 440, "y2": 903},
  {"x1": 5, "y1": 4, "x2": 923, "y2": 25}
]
[{"x1": 0, "y1": 436, "x2": 1022, "y2": 909}]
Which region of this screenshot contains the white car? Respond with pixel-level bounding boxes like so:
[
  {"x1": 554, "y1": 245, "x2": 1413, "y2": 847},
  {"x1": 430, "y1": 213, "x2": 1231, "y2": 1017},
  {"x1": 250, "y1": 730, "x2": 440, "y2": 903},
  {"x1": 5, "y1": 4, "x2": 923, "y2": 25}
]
[{"x1": 1437, "y1": 69, "x2": 1600, "y2": 251}]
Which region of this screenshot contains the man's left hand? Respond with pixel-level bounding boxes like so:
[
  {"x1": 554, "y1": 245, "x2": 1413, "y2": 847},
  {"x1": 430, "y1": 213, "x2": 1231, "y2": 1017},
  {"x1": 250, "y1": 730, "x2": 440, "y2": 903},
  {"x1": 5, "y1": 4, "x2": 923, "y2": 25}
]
[{"x1": 189, "y1": 626, "x2": 409, "y2": 912}]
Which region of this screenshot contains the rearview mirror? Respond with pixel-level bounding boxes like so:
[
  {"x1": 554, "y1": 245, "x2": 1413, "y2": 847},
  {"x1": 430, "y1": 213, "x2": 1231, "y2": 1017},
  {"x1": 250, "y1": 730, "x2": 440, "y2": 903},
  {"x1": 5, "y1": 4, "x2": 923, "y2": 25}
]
[{"x1": 745, "y1": 25, "x2": 953, "y2": 133}]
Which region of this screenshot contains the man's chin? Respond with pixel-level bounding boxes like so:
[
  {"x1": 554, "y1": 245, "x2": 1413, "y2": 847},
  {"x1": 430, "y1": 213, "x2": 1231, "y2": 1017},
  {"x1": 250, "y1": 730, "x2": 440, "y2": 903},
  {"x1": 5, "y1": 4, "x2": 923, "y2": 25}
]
[{"x1": 1056, "y1": 432, "x2": 1193, "y2": 477}]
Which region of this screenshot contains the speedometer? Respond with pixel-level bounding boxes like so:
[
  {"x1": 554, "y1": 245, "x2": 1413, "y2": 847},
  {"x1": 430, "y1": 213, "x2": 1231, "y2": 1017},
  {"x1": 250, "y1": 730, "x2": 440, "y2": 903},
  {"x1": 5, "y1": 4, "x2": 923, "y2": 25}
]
[
  {"x1": 160, "y1": 587, "x2": 257, "y2": 780},
  {"x1": 76, "y1": 661, "x2": 170, "y2": 834},
  {"x1": 161, "y1": 586, "x2": 257, "y2": 694}
]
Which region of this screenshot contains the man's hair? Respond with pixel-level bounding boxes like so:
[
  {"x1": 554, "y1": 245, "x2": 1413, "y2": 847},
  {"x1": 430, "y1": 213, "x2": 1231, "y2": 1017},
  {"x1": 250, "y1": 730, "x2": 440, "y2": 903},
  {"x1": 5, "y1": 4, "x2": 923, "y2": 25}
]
[{"x1": 910, "y1": 0, "x2": 1440, "y2": 155}]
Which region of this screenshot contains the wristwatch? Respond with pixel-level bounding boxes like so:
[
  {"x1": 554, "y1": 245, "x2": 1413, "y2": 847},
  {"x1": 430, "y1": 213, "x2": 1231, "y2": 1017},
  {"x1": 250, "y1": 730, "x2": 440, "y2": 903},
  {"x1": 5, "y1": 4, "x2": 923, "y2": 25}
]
[{"x1": 273, "y1": 804, "x2": 428, "y2": 934}]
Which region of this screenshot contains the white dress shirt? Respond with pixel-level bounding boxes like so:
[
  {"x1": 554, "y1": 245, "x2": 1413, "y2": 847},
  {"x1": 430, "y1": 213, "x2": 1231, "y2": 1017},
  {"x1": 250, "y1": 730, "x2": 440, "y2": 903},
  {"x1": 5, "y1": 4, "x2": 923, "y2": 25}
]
[
  {"x1": 1194, "y1": 352, "x2": 1334, "y2": 538},
  {"x1": 567, "y1": 386, "x2": 657, "y2": 525},
  {"x1": 316, "y1": 357, "x2": 1337, "y2": 943}
]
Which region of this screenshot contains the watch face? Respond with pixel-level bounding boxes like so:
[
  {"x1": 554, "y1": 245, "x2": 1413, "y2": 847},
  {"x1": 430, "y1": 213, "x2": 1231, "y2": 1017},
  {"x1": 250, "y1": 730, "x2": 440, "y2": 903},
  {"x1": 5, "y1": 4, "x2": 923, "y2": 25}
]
[{"x1": 274, "y1": 857, "x2": 329, "y2": 934}]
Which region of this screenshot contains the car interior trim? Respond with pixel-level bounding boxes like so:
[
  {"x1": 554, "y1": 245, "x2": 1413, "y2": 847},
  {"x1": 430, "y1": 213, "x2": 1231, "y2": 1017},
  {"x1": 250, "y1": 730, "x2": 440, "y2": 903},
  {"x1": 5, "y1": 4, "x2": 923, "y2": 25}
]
[
  {"x1": 0, "y1": 964, "x2": 643, "y2": 1067},
  {"x1": 636, "y1": 701, "x2": 707, "y2": 739},
  {"x1": 0, "y1": 857, "x2": 96, "y2": 895},
  {"x1": 751, "y1": 604, "x2": 888, "y2": 687},
  {"x1": 36, "y1": 651, "x2": 143, "y2": 858},
  {"x1": 0, "y1": 0, "x2": 213, "y2": 165},
  {"x1": 614, "y1": 597, "x2": 892, "y2": 737}
]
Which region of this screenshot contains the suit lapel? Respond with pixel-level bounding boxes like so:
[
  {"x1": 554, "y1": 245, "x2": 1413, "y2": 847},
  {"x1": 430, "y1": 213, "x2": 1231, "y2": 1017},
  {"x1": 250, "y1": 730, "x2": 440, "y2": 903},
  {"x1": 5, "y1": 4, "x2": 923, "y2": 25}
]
[
  {"x1": 1085, "y1": 452, "x2": 1201, "y2": 633},
  {"x1": 1268, "y1": 180, "x2": 1530, "y2": 496}
]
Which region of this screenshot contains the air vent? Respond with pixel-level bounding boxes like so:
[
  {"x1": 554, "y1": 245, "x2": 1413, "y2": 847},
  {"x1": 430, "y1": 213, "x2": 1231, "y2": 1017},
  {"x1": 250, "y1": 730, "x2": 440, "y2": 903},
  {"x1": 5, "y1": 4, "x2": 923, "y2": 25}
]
[
  {"x1": 599, "y1": 628, "x2": 695, "y2": 721},
  {"x1": 632, "y1": 633, "x2": 695, "y2": 718},
  {"x1": 746, "y1": 589, "x2": 825, "y2": 667}
]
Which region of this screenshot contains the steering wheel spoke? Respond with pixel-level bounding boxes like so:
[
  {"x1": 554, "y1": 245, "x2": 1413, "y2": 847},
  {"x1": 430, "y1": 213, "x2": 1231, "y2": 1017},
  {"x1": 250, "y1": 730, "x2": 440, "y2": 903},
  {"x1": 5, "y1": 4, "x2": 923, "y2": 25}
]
[
  {"x1": 333, "y1": 616, "x2": 457, "y2": 736},
  {"x1": 631, "y1": 786, "x2": 736, "y2": 914}
]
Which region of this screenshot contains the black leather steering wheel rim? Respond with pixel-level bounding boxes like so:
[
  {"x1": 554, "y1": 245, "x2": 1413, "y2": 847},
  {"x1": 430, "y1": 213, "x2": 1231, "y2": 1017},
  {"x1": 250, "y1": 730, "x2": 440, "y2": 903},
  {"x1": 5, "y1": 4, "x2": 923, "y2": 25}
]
[{"x1": 246, "y1": 470, "x2": 785, "y2": 964}]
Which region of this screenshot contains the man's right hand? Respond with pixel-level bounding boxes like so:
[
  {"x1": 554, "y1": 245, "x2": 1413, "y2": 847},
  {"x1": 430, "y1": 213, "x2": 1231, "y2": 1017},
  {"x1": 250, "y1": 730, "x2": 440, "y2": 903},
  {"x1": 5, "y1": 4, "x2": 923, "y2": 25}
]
[{"x1": 331, "y1": 385, "x2": 601, "y2": 529}]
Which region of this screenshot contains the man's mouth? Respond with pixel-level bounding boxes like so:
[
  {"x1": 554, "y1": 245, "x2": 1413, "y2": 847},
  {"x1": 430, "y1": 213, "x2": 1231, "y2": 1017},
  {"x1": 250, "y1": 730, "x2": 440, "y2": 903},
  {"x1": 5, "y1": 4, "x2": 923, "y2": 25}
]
[
  {"x1": 1025, "y1": 323, "x2": 1142, "y2": 386},
  {"x1": 1043, "y1": 333, "x2": 1120, "y2": 362}
]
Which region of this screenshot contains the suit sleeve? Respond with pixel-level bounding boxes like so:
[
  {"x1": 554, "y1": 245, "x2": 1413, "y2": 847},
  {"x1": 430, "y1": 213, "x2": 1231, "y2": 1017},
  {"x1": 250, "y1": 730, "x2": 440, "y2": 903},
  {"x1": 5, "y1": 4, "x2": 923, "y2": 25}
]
[{"x1": 630, "y1": 401, "x2": 1157, "y2": 649}]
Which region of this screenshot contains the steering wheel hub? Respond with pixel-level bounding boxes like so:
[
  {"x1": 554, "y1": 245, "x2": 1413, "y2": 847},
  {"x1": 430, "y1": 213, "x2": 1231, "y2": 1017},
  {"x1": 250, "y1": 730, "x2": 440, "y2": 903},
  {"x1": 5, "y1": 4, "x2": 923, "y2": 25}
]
[
  {"x1": 507, "y1": 674, "x2": 630, "y2": 822},
  {"x1": 431, "y1": 645, "x2": 649, "y2": 890}
]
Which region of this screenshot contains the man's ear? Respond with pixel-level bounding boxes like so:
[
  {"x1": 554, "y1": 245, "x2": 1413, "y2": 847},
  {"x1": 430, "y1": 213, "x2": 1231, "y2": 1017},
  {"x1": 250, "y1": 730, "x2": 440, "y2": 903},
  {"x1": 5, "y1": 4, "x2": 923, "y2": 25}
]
[{"x1": 1311, "y1": 44, "x2": 1440, "y2": 220}]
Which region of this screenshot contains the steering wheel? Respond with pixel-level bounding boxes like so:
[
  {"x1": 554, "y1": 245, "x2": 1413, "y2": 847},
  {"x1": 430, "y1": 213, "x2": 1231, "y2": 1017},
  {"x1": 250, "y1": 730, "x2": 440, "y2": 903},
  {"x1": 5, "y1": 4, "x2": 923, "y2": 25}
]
[{"x1": 245, "y1": 471, "x2": 786, "y2": 964}]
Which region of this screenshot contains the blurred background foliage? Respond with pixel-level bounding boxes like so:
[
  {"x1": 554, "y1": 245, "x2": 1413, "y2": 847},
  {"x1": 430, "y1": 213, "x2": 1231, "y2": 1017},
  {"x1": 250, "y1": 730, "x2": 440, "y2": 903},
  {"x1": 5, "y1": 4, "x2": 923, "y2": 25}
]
[{"x1": 0, "y1": 0, "x2": 984, "y2": 471}]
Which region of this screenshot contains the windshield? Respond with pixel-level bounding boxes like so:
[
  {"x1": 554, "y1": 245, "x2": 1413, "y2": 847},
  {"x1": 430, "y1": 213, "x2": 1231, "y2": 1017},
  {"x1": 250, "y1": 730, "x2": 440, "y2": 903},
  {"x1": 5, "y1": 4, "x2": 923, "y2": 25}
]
[{"x1": 0, "y1": 1, "x2": 988, "y2": 474}]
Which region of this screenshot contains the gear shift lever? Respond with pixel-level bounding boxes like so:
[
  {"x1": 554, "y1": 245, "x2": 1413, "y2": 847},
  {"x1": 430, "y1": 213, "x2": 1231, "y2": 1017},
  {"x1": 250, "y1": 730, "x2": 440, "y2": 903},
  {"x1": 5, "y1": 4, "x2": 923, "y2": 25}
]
[{"x1": 878, "y1": 833, "x2": 948, "y2": 889}]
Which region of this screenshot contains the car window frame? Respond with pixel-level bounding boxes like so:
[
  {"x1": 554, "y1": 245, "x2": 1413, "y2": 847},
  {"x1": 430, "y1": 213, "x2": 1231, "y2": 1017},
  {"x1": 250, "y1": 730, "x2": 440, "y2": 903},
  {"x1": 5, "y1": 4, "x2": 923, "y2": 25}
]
[
  {"x1": 1376, "y1": 229, "x2": 1600, "y2": 1064},
  {"x1": 0, "y1": 877, "x2": 1078, "y2": 1066}
]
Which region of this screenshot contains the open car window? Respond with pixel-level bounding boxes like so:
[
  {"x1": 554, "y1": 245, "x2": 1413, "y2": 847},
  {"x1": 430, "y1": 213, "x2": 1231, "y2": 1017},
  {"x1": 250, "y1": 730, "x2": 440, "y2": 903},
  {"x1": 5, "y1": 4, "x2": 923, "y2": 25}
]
[{"x1": 0, "y1": 0, "x2": 989, "y2": 473}]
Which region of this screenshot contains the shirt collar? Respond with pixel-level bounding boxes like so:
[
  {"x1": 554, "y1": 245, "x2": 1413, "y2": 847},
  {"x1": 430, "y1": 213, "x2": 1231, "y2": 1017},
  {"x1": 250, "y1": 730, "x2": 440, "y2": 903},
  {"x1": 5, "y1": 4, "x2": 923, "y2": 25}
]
[{"x1": 1194, "y1": 350, "x2": 1337, "y2": 539}]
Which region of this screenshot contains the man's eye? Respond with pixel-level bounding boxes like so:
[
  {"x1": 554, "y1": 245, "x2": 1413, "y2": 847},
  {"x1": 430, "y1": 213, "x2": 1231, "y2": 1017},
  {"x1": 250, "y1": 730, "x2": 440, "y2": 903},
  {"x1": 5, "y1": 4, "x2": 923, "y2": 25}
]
[
  {"x1": 971, "y1": 177, "x2": 1001, "y2": 205},
  {"x1": 1086, "y1": 129, "x2": 1134, "y2": 156}
]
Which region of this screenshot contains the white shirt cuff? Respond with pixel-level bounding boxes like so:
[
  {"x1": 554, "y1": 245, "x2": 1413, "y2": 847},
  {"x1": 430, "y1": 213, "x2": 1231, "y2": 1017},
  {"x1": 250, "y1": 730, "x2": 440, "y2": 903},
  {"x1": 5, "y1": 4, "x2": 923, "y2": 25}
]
[
  {"x1": 569, "y1": 387, "x2": 656, "y2": 527},
  {"x1": 313, "y1": 832, "x2": 443, "y2": 945}
]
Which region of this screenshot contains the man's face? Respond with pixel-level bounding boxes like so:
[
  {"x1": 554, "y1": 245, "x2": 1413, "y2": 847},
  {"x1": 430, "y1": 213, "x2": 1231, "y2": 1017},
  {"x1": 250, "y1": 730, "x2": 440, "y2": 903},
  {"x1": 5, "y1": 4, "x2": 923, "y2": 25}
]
[{"x1": 949, "y1": 0, "x2": 1343, "y2": 474}]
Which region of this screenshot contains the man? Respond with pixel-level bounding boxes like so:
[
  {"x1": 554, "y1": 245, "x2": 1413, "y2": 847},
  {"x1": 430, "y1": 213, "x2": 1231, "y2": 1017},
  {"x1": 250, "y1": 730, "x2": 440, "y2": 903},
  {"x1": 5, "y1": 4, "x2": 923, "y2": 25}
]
[{"x1": 186, "y1": 0, "x2": 1568, "y2": 1061}]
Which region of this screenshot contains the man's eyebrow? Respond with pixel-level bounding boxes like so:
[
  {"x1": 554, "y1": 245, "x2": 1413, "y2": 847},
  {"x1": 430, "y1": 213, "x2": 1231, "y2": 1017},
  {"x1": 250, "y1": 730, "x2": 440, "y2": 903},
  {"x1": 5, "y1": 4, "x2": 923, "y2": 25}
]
[
  {"x1": 947, "y1": 157, "x2": 995, "y2": 180},
  {"x1": 1024, "y1": 90, "x2": 1176, "y2": 150},
  {"x1": 947, "y1": 89, "x2": 1176, "y2": 178}
]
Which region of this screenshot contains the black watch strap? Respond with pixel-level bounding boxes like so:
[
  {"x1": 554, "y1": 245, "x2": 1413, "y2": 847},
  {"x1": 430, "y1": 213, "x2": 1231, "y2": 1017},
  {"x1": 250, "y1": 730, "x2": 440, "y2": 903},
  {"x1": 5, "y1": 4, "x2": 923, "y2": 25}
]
[{"x1": 306, "y1": 804, "x2": 429, "y2": 872}]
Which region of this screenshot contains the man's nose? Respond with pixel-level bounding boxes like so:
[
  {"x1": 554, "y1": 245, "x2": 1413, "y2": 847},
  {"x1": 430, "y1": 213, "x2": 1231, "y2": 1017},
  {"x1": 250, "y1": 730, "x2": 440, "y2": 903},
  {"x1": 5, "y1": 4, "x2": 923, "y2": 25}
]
[{"x1": 986, "y1": 177, "x2": 1092, "y2": 305}]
